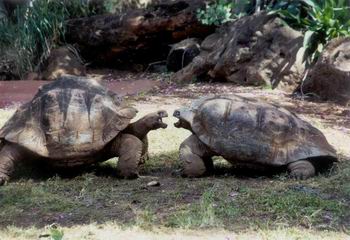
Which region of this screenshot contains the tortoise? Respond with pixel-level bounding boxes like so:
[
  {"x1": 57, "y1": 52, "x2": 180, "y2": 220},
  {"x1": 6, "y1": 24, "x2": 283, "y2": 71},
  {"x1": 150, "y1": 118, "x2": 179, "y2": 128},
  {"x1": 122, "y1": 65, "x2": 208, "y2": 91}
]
[
  {"x1": 0, "y1": 75, "x2": 168, "y2": 185},
  {"x1": 173, "y1": 95, "x2": 337, "y2": 179}
]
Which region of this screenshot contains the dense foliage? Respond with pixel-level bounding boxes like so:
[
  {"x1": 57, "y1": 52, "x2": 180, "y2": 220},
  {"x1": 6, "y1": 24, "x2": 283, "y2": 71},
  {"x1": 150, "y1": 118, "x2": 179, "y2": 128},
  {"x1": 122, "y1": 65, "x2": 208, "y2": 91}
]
[
  {"x1": 1, "y1": 0, "x2": 349, "y2": 78},
  {"x1": 271, "y1": 0, "x2": 350, "y2": 64},
  {"x1": 197, "y1": 0, "x2": 350, "y2": 64},
  {"x1": 0, "y1": 0, "x2": 97, "y2": 78},
  {"x1": 196, "y1": 0, "x2": 242, "y2": 26}
]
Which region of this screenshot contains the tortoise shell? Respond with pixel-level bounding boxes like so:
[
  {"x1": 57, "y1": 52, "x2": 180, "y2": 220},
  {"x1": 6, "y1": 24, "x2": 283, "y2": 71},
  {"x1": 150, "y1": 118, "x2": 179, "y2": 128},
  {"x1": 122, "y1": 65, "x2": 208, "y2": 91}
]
[
  {"x1": 190, "y1": 96, "x2": 337, "y2": 166},
  {"x1": 0, "y1": 75, "x2": 136, "y2": 159}
]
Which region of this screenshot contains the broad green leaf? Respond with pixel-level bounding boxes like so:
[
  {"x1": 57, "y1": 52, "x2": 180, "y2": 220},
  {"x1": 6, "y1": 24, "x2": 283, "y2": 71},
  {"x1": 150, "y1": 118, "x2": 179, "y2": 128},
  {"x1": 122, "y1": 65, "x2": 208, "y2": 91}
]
[
  {"x1": 303, "y1": 30, "x2": 315, "y2": 48},
  {"x1": 317, "y1": 43, "x2": 324, "y2": 53},
  {"x1": 301, "y1": 0, "x2": 321, "y2": 11}
]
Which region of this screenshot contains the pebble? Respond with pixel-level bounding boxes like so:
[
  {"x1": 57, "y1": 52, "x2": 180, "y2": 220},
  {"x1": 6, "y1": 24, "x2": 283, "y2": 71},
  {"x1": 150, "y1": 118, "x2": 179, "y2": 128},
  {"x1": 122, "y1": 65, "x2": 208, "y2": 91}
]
[{"x1": 147, "y1": 181, "x2": 160, "y2": 187}]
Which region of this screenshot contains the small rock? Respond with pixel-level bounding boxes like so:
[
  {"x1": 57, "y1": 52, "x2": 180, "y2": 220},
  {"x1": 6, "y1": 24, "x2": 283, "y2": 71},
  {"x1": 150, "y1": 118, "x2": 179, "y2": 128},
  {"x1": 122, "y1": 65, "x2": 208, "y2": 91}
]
[
  {"x1": 229, "y1": 191, "x2": 239, "y2": 198},
  {"x1": 147, "y1": 181, "x2": 160, "y2": 187}
]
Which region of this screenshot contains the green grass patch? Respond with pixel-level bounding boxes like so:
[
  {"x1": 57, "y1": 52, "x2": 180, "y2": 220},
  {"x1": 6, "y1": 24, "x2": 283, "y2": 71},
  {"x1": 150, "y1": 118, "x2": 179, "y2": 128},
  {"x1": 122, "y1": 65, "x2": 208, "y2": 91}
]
[
  {"x1": 0, "y1": 0, "x2": 97, "y2": 78},
  {"x1": 0, "y1": 180, "x2": 79, "y2": 220},
  {"x1": 164, "y1": 180, "x2": 347, "y2": 230},
  {"x1": 0, "y1": 106, "x2": 349, "y2": 237}
]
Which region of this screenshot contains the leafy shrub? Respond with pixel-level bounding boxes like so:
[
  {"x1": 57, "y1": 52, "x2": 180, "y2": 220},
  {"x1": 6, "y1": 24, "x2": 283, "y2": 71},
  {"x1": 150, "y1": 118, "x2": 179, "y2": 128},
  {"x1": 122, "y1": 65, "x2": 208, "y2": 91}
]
[
  {"x1": 0, "y1": 0, "x2": 96, "y2": 78},
  {"x1": 196, "y1": 0, "x2": 240, "y2": 26},
  {"x1": 270, "y1": 0, "x2": 350, "y2": 65},
  {"x1": 49, "y1": 225, "x2": 64, "y2": 240}
]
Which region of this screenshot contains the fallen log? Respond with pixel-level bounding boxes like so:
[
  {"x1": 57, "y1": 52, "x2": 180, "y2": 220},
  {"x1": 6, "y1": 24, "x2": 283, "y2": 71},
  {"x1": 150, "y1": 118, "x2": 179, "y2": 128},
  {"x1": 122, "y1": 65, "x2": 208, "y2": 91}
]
[
  {"x1": 172, "y1": 12, "x2": 306, "y2": 93},
  {"x1": 65, "y1": 0, "x2": 215, "y2": 68}
]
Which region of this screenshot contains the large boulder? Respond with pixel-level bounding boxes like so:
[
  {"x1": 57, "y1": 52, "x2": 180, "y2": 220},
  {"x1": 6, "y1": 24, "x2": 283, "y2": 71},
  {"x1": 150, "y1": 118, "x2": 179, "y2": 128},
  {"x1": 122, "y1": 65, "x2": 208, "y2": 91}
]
[
  {"x1": 0, "y1": 57, "x2": 18, "y2": 80},
  {"x1": 302, "y1": 37, "x2": 350, "y2": 105},
  {"x1": 172, "y1": 12, "x2": 306, "y2": 93},
  {"x1": 41, "y1": 46, "x2": 86, "y2": 81},
  {"x1": 167, "y1": 38, "x2": 201, "y2": 72},
  {"x1": 0, "y1": 47, "x2": 20, "y2": 80}
]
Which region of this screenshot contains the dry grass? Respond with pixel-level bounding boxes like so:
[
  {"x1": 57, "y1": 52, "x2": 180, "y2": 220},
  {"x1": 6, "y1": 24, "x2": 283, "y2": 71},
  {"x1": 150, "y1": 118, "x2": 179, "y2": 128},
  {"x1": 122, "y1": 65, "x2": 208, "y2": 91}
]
[{"x1": 1, "y1": 224, "x2": 349, "y2": 240}]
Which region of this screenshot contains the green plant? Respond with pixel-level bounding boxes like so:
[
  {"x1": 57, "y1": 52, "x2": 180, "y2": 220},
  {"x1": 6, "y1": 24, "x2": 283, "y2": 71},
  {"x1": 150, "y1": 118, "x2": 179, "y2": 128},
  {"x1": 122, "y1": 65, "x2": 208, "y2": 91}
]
[
  {"x1": 0, "y1": 0, "x2": 96, "y2": 78},
  {"x1": 49, "y1": 225, "x2": 64, "y2": 240},
  {"x1": 166, "y1": 187, "x2": 221, "y2": 228},
  {"x1": 135, "y1": 208, "x2": 157, "y2": 229},
  {"x1": 196, "y1": 0, "x2": 238, "y2": 26},
  {"x1": 270, "y1": 0, "x2": 350, "y2": 65}
]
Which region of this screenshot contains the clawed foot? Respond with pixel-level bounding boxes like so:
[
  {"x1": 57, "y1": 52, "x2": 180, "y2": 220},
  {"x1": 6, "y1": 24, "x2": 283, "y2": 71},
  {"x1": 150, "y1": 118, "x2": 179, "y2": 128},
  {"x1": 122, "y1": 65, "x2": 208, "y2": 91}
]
[
  {"x1": 139, "y1": 154, "x2": 149, "y2": 165},
  {"x1": 117, "y1": 170, "x2": 140, "y2": 180},
  {"x1": 288, "y1": 160, "x2": 315, "y2": 180},
  {"x1": 290, "y1": 169, "x2": 314, "y2": 180},
  {"x1": 0, "y1": 175, "x2": 9, "y2": 186},
  {"x1": 123, "y1": 173, "x2": 139, "y2": 180}
]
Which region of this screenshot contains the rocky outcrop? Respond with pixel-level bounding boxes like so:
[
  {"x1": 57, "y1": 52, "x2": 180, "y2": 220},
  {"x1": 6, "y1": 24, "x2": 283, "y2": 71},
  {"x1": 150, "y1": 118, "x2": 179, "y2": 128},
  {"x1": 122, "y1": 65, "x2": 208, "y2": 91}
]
[
  {"x1": 172, "y1": 12, "x2": 306, "y2": 93},
  {"x1": 167, "y1": 38, "x2": 201, "y2": 72},
  {"x1": 0, "y1": 58, "x2": 18, "y2": 80},
  {"x1": 302, "y1": 37, "x2": 350, "y2": 105},
  {"x1": 41, "y1": 46, "x2": 86, "y2": 80}
]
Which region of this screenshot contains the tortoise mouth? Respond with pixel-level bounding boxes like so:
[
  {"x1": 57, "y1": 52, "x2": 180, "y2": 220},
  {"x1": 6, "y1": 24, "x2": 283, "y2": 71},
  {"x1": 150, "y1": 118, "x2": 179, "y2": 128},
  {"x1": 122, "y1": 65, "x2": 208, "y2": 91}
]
[
  {"x1": 159, "y1": 120, "x2": 168, "y2": 129},
  {"x1": 158, "y1": 113, "x2": 168, "y2": 129},
  {"x1": 174, "y1": 119, "x2": 182, "y2": 128},
  {"x1": 173, "y1": 110, "x2": 182, "y2": 128}
]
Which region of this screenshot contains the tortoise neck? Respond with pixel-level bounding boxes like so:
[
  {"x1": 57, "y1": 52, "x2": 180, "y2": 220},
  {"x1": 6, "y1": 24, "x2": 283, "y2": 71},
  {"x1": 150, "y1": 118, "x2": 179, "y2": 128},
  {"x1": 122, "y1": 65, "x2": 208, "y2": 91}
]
[{"x1": 123, "y1": 118, "x2": 150, "y2": 139}]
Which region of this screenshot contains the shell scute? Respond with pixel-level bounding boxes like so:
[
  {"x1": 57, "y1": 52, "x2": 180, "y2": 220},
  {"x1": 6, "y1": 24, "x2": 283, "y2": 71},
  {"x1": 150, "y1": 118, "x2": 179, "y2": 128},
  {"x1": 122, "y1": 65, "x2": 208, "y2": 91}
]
[
  {"x1": 0, "y1": 76, "x2": 133, "y2": 159},
  {"x1": 191, "y1": 96, "x2": 336, "y2": 166}
]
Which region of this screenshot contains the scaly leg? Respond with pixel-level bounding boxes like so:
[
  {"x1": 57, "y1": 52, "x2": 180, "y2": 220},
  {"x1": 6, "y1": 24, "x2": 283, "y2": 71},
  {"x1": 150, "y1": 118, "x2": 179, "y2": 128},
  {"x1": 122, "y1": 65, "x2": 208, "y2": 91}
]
[
  {"x1": 179, "y1": 134, "x2": 213, "y2": 177},
  {"x1": 110, "y1": 134, "x2": 143, "y2": 179},
  {"x1": 0, "y1": 143, "x2": 24, "y2": 185},
  {"x1": 288, "y1": 160, "x2": 315, "y2": 180},
  {"x1": 140, "y1": 136, "x2": 149, "y2": 165}
]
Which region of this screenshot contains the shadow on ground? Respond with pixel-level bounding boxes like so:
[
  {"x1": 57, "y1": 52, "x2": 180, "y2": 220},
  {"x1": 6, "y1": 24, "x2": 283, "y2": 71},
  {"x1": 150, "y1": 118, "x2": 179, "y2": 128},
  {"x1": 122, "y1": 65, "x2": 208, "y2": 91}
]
[{"x1": 1, "y1": 151, "x2": 349, "y2": 233}]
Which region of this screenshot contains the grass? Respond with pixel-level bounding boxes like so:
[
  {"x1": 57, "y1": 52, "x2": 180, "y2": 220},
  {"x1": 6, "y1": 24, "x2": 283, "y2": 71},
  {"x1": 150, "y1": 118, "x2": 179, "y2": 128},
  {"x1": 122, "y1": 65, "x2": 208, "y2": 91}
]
[
  {"x1": 0, "y1": 102, "x2": 349, "y2": 239},
  {"x1": 0, "y1": 0, "x2": 98, "y2": 79},
  {"x1": 0, "y1": 0, "x2": 157, "y2": 79}
]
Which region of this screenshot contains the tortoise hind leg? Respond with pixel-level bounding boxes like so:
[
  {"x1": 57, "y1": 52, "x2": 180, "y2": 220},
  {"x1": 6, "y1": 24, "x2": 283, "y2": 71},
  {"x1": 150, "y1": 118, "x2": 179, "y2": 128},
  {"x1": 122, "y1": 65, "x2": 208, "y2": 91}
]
[
  {"x1": 0, "y1": 143, "x2": 24, "y2": 185},
  {"x1": 180, "y1": 134, "x2": 213, "y2": 177},
  {"x1": 288, "y1": 160, "x2": 315, "y2": 180}
]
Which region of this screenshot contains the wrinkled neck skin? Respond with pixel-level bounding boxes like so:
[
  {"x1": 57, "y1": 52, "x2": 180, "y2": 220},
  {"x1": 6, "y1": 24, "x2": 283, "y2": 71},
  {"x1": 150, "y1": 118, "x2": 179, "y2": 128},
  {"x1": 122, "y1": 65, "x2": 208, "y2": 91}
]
[
  {"x1": 176, "y1": 108, "x2": 194, "y2": 133},
  {"x1": 123, "y1": 117, "x2": 151, "y2": 140},
  {"x1": 181, "y1": 121, "x2": 193, "y2": 133}
]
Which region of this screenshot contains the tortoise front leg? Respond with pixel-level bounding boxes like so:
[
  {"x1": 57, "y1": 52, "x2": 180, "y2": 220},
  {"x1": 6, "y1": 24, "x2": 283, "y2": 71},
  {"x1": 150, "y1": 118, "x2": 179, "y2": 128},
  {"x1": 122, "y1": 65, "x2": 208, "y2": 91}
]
[
  {"x1": 0, "y1": 143, "x2": 24, "y2": 185},
  {"x1": 180, "y1": 134, "x2": 213, "y2": 177},
  {"x1": 288, "y1": 160, "x2": 315, "y2": 180},
  {"x1": 140, "y1": 136, "x2": 149, "y2": 165},
  {"x1": 110, "y1": 134, "x2": 143, "y2": 179}
]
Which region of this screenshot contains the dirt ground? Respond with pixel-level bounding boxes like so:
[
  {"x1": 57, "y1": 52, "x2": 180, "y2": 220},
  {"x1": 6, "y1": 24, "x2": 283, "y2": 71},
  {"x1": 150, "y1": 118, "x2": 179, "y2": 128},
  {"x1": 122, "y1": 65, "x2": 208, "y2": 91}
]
[
  {"x1": 0, "y1": 72, "x2": 349, "y2": 239},
  {"x1": 0, "y1": 70, "x2": 163, "y2": 108}
]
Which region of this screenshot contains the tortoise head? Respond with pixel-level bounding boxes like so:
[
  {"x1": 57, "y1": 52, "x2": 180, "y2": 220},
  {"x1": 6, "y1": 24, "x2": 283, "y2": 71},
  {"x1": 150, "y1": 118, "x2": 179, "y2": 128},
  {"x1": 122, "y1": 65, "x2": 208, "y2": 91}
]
[
  {"x1": 141, "y1": 110, "x2": 168, "y2": 130},
  {"x1": 118, "y1": 107, "x2": 139, "y2": 119},
  {"x1": 173, "y1": 107, "x2": 194, "y2": 131}
]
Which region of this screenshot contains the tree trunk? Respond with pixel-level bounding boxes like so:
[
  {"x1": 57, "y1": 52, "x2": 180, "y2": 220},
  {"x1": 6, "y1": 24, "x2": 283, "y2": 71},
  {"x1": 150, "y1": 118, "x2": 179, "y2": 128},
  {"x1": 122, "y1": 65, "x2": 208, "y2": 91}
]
[{"x1": 65, "y1": 0, "x2": 215, "y2": 68}]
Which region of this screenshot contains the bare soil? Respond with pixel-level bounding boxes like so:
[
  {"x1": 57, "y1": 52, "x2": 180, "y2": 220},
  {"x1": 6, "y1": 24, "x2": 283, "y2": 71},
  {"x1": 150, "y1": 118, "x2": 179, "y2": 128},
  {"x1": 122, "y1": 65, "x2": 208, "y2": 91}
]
[{"x1": 0, "y1": 70, "x2": 164, "y2": 108}]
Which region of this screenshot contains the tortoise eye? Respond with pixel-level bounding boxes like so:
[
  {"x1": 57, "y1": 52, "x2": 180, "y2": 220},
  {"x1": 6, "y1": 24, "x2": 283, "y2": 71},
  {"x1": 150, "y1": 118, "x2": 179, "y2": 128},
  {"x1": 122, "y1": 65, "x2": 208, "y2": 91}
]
[{"x1": 173, "y1": 110, "x2": 180, "y2": 117}]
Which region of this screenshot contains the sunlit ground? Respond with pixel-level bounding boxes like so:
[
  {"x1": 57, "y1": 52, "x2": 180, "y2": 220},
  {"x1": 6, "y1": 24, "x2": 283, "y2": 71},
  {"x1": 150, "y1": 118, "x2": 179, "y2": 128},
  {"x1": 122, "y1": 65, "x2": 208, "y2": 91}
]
[{"x1": 0, "y1": 91, "x2": 349, "y2": 239}]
